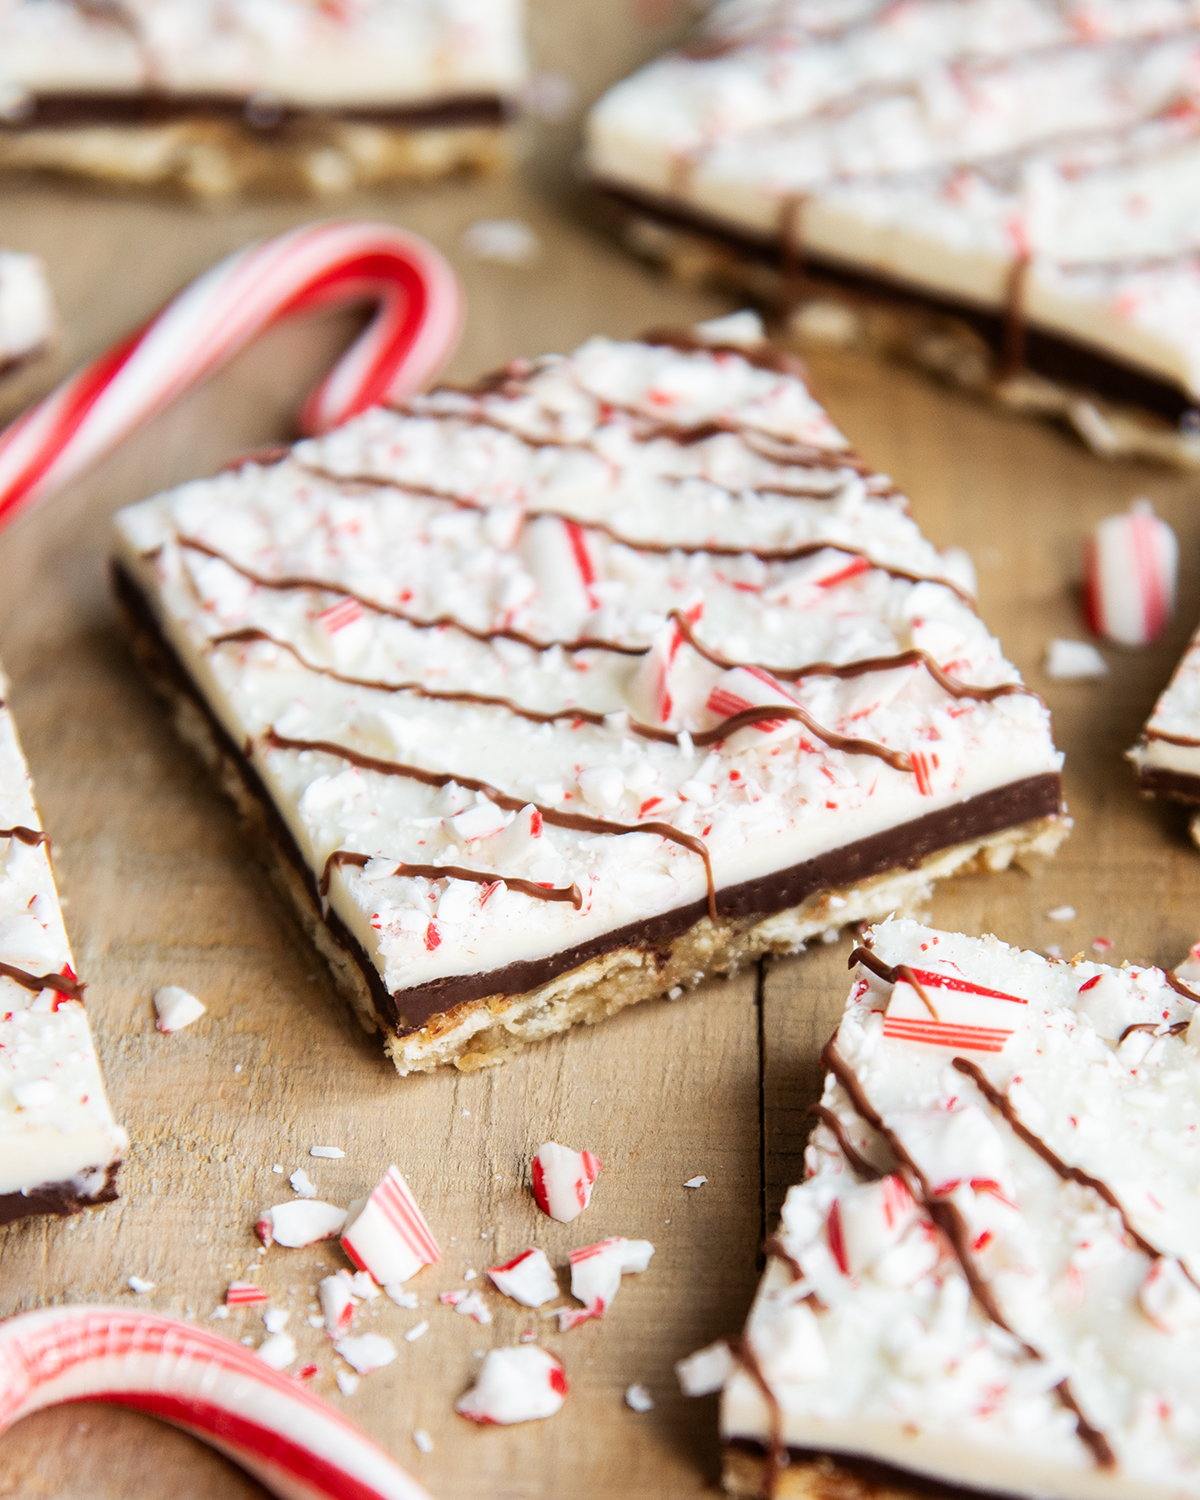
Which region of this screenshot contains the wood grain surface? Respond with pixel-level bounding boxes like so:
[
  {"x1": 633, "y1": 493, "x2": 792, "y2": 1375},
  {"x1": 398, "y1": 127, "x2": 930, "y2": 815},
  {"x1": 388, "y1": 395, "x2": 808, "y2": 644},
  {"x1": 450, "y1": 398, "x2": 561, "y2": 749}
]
[{"x1": 2, "y1": 1, "x2": 1200, "y2": 1495}]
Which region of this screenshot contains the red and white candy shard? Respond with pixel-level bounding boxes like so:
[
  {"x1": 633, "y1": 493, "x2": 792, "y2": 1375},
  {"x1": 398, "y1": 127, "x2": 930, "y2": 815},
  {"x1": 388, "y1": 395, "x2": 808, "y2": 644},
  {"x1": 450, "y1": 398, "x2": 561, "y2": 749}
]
[
  {"x1": 439, "y1": 1289, "x2": 492, "y2": 1324},
  {"x1": 226, "y1": 1281, "x2": 269, "y2": 1308},
  {"x1": 455, "y1": 1346, "x2": 568, "y2": 1425},
  {"x1": 257, "y1": 1199, "x2": 347, "y2": 1249},
  {"x1": 825, "y1": 1175, "x2": 918, "y2": 1277},
  {"x1": 319, "y1": 1272, "x2": 360, "y2": 1338},
  {"x1": 531, "y1": 1142, "x2": 602, "y2": 1224},
  {"x1": 675, "y1": 1339, "x2": 733, "y2": 1397},
  {"x1": 1083, "y1": 500, "x2": 1178, "y2": 648},
  {"x1": 153, "y1": 985, "x2": 206, "y2": 1032},
  {"x1": 487, "y1": 1247, "x2": 560, "y2": 1307},
  {"x1": 341, "y1": 1166, "x2": 440, "y2": 1285},
  {"x1": 558, "y1": 1237, "x2": 655, "y2": 1331},
  {"x1": 0, "y1": 1305, "x2": 432, "y2": 1500},
  {"x1": 881, "y1": 965, "x2": 1029, "y2": 1054}
]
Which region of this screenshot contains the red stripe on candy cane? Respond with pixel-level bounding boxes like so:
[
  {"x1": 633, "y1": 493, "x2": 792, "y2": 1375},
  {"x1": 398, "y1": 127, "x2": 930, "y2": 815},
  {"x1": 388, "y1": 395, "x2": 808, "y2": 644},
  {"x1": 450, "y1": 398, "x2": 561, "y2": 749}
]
[
  {"x1": 0, "y1": 1306, "x2": 431, "y2": 1500},
  {"x1": 882, "y1": 1020, "x2": 1012, "y2": 1052},
  {"x1": 902, "y1": 969, "x2": 1026, "y2": 1006},
  {"x1": 562, "y1": 521, "x2": 599, "y2": 611},
  {"x1": 374, "y1": 1168, "x2": 440, "y2": 1264},
  {"x1": 226, "y1": 1282, "x2": 270, "y2": 1306},
  {"x1": 0, "y1": 221, "x2": 462, "y2": 534}
]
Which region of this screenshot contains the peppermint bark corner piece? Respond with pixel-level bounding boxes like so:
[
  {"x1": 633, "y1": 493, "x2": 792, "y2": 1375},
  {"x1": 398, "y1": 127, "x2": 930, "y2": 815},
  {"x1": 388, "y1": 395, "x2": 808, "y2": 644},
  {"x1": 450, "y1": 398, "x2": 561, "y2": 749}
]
[
  {"x1": 1129, "y1": 620, "x2": 1200, "y2": 839},
  {"x1": 111, "y1": 327, "x2": 1064, "y2": 1075},
  {"x1": 721, "y1": 916, "x2": 1200, "y2": 1500},
  {"x1": 0, "y1": 673, "x2": 127, "y2": 1224}
]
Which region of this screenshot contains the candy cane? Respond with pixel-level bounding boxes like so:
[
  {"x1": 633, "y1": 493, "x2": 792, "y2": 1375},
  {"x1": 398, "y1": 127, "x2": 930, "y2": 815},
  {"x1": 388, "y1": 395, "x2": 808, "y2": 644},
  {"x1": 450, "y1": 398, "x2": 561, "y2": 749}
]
[
  {"x1": 0, "y1": 1305, "x2": 432, "y2": 1500},
  {"x1": 0, "y1": 219, "x2": 463, "y2": 533}
]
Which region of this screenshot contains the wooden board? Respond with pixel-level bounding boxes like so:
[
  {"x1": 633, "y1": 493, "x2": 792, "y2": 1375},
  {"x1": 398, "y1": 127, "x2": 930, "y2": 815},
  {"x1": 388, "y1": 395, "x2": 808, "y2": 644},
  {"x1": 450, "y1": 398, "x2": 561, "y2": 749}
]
[{"x1": 2, "y1": 1, "x2": 1200, "y2": 1492}]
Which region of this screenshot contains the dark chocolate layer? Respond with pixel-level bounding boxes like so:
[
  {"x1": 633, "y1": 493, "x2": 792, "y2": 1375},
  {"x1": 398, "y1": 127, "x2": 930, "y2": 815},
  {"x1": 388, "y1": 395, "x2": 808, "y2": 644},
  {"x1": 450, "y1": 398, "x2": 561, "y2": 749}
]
[
  {"x1": 1137, "y1": 764, "x2": 1200, "y2": 806},
  {"x1": 113, "y1": 562, "x2": 1062, "y2": 1039},
  {"x1": 0, "y1": 1160, "x2": 120, "y2": 1228},
  {"x1": 596, "y1": 180, "x2": 1194, "y2": 423},
  {"x1": 725, "y1": 1437, "x2": 1032, "y2": 1500},
  {"x1": 2, "y1": 92, "x2": 510, "y2": 132}
]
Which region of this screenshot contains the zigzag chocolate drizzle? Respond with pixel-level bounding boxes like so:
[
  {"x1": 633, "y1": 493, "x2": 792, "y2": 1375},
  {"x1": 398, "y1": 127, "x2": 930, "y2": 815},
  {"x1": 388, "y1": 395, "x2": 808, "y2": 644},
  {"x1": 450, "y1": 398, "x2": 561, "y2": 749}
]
[
  {"x1": 0, "y1": 825, "x2": 48, "y2": 847},
  {"x1": 320, "y1": 848, "x2": 583, "y2": 907},
  {"x1": 265, "y1": 730, "x2": 719, "y2": 921},
  {"x1": 0, "y1": 961, "x2": 85, "y2": 1000}
]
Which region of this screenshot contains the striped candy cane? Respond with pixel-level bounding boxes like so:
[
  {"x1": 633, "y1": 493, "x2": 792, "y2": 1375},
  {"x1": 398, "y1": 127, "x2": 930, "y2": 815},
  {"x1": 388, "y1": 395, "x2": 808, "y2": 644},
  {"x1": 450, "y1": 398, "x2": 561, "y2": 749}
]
[
  {"x1": 0, "y1": 1305, "x2": 432, "y2": 1500},
  {"x1": 0, "y1": 219, "x2": 463, "y2": 533}
]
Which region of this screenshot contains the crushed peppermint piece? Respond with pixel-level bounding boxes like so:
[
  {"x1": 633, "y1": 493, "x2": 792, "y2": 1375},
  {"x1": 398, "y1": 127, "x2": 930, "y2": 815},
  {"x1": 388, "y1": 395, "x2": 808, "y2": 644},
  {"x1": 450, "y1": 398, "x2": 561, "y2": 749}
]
[
  {"x1": 1047, "y1": 906, "x2": 1076, "y2": 921},
  {"x1": 256, "y1": 1200, "x2": 347, "y2": 1248},
  {"x1": 676, "y1": 1340, "x2": 733, "y2": 1397},
  {"x1": 271, "y1": 1164, "x2": 284, "y2": 1174},
  {"x1": 460, "y1": 218, "x2": 540, "y2": 265},
  {"x1": 296, "y1": 1363, "x2": 318, "y2": 1381},
  {"x1": 488, "y1": 1248, "x2": 560, "y2": 1308},
  {"x1": 255, "y1": 1331, "x2": 296, "y2": 1370},
  {"x1": 290, "y1": 1168, "x2": 317, "y2": 1198},
  {"x1": 412, "y1": 1429, "x2": 434, "y2": 1454},
  {"x1": 1084, "y1": 502, "x2": 1178, "y2": 647},
  {"x1": 153, "y1": 985, "x2": 206, "y2": 1033},
  {"x1": 440, "y1": 1289, "x2": 492, "y2": 1325},
  {"x1": 210, "y1": 1306, "x2": 230, "y2": 1320},
  {"x1": 386, "y1": 1286, "x2": 419, "y2": 1309},
  {"x1": 404, "y1": 1320, "x2": 430, "y2": 1342},
  {"x1": 336, "y1": 1369, "x2": 360, "y2": 1397},
  {"x1": 225, "y1": 1282, "x2": 268, "y2": 1307},
  {"x1": 341, "y1": 1166, "x2": 439, "y2": 1285},
  {"x1": 1092, "y1": 936, "x2": 1114, "y2": 952},
  {"x1": 463, "y1": 1268, "x2": 476, "y2": 1281},
  {"x1": 1044, "y1": 639, "x2": 1109, "y2": 680},
  {"x1": 127, "y1": 1276, "x2": 155, "y2": 1295},
  {"x1": 263, "y1": 1308, "x2": 289, "y2": 1335},
  {"x1": 625, "y1": 1383, "x2": 655, "y2": 1413},
  {"x1": 319, "y1": 1271, "x2": 359, "y2": 1338},
  {"x1": 310, "y1": 1146, "x2": 345, "y2": 1159},
  {"x1": 683, "y1": 1175, "x2": 708, "y2": 1188},
  {"x1": 558, "y1": 1238, "x2": 654, "y2": 1331},
  {"x1": 334, "y1": 1333, "x2": 397, "y2": 1375},
  {"x1": 455, "y1": 1346, "x2": 568, "y2": 1425},
  {"x1": 531, "y1": 1142, "x2": 602, "y2": 1224}
]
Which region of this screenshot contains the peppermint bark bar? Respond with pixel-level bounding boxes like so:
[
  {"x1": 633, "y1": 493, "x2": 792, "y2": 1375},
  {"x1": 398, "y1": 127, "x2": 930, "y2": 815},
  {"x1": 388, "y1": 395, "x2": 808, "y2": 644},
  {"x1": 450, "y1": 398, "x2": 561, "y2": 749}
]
[
  {"x1": 0, "y1": 0, "x2": 525, "y2": 196},
  {"x1": 1129, "y1": 631, "x2": 1200, "y2": 842},
  {"x1": 586, "y1": 0, "x2": 1200, "y2": 463},
  {"x1": 111, "y1": 318, "x2": 1065, "y2": 1075},
  {"x1": 722, "y1": 917, "x2": 1200, "y2": 1500},
  {"x1": 0, "y1": 666, "x2": 127, "y2": 1225},
  {"x1": 0, "y1": 248, "x2": 53, "y2": 375}
]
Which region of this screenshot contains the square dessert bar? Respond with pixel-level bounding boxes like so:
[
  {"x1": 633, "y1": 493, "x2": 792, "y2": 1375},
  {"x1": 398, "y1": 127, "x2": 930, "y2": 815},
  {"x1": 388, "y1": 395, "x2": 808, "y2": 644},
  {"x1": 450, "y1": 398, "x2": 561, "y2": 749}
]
[
  {"x1": 0, "y1": 667, "x2": 126, "y2": 1225},
  {"x1": 1130, "y1": 630, "x2": 1200, "y2": 840},
  {"x1": 586, "y1": 0, "x2": 1200, "y2": 456},
  {"x1": 723, "y1": 918, "x2": 1200, "y2": 1500},
  {"x1": 0, "y1": 0, "x2": 525, "y2": 196},
  {"x1": 111, "y1": 319, "x2": 1065, "y2": 1074}
]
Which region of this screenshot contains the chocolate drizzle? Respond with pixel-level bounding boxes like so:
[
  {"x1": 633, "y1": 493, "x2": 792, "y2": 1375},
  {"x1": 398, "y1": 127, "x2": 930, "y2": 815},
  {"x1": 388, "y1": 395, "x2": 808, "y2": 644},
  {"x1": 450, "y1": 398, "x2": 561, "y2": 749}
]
[
  {"x1": 320, "y1": 847, "x2": 583, "y2": 908},
  {"x1": 806, "y1": 1101, "x2": 883, "y2": 1181},
  {"x1": 822, "y1": 1036, "x2": 1116, "y2": 1470},
  {"x1": 1165, "y1": 969, "x2": 1200, "y2": 1004},
  {"x1": 0, "y1": 825, "x2": 48, "y2": 847},
  {"x1": 726, "y1": 1335, "x2": 789, "y2": 1497},
  {"x1": 1119, "y1": 1018, "x2": 1190, "y2": 1042},
  {"x1": 265, "y1": 729, "x2": 719, "y2": 921},
  {"x1": 0, "y1": 962, "x2": 85, "y2": 1000}
]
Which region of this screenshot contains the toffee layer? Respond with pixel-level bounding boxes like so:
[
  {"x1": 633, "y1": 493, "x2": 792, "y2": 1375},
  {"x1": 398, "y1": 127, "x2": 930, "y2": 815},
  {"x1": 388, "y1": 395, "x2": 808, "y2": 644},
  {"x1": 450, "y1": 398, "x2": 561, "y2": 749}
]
[
  {"x1": 724, "y1": 1437, "x2": 1028, "y2": 1500},
  {"x1": 0, "y1": 1161, "x2": 120, "y2": 1229},
  {"x1": 596, "y1": 181, "x2": 1194, "y2": 424},
  {"x1": 1, "y1": 92, "x2": 510, "y2": 132},
  {"x1": 114, "y1": 563, "x2": 1063, "y2": 1038}
]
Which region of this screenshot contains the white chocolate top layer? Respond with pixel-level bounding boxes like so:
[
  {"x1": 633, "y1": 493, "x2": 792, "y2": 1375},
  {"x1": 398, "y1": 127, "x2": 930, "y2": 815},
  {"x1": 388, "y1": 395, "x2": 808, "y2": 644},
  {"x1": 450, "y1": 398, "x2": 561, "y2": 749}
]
[
  {"x1": 586, "y1": 0, "x2": 1200, "y2": 401},
  {"x1": 0, "y1": 668, "x2": 127, "y2": 1199},
  {"x1": 111, "y1": 325, "x2": 1061, "y2": 1015},
  {"x1": 0, "y1": 249, "x2": 54, "y2": 366},
  {"x1": 723, "y1": 917, "x2": 1200, "y2": 1499},
  {"x1": 1130, "y1": 626, "x2": 1200, "y2": 781},
  {"x1": 0, "y1": 0, "x2": 526, "y2": 111}
]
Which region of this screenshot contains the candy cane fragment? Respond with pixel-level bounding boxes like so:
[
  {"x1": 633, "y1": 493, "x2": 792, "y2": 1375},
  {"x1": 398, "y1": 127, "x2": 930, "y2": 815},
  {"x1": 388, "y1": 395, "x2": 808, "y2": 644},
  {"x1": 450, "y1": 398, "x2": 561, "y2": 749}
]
[
  {"x1": 557, "y1": 1237, "x2": 654, "y2": 1331},
  {"x1": 530, "y1": 1142, "x2": 602, "y2": 1225},
  {"x1": 1082, "y1": 500, "x2": 1178, "y2": 647},
  {"x1": 341, "y1": 1166, "x2": 440, "y2": 1286},
  {"x1": 0, "y1": 1305, "x2": 432, "y2": 1500},
  {"x1": 455, "y1": 1346, "x2": 568, "y2": 1426},
  {"x1": 0, "y1": 219, "x2": 462, "y2": 534}
]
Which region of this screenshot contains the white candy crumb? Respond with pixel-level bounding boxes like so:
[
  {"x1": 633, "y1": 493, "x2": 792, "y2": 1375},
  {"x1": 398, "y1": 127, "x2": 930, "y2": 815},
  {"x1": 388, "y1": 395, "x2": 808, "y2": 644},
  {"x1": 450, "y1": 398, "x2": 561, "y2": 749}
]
[
  {"x1": 1047, "y1": 906, "x2": 1077, "y2": 921},
  {"x1": 234, "y1": 1065, "x2": 242, "y2": 1074},
  {"x1": 461, "y1": 218, "x2": 540, "y2": 265},
  {"x1": 210, "y1": 1306, "x2": 229, "y2": 1320},
  {"x1": 676, "y1": 1339, "x2": 734, "y2": 1396},
  {"x1": 456, "y1": 1346, "x2": 567, "y2": 1425},
  {"x1": 463, "y1": 1268, "x2": 477, "y2": 1280},
  {"x1": 272, "y1": 1164, "x2": 284, "y2": 1174},
  {"x1": 667, "y1": 985, "x2": 683, "y2": 999},
  {"x1": 683, "y1": 1175, "x2": 708, "y2": 1188},
  {"x1": 404, "y1": 1320, "x2": 430, "y2": 1342},
  {"x1": 310, "y1": 1146, "x2": 344, "y2": 1159},
  {"x1": 308, "y1": 1314, "x2": 325, "y2": 1328},
  {"x1": 263, "y1": 1308, "x2": 289, "y2": 1334},
  {"x1": 625, "y1": 1384, "x2": 655, "y2": 1413},
  {"x1": 290, "y1": 1168, "x2": 317, "y2": 1198},
  {"x1": 336, "y1": 1370, "x2": 360, "y2": 1397},
  {"x1": 256, "y1": 1331, "x2": 297, "y2": 1370},
  {"x1": 386, "y1": 1286, "x2": 420, "y2": 1309},
  {"x1": 258, "y1": 1199, "x2": 346, "y2": 1248},
  {"x1": 441, "y1": 1289, "x2": 492, "y2": 1325},
  {"x1": 488, "y1": 1248, "x2": 559, "y2": 1308},
  {"x1": 1045, "y1": 639, "x2": 1109, "y2": 680},
  {"x1": 348, "y1": 1271, "x2": 379, "y2": 1301},
  {"x1": 412, "y1": 1429, "x2": 434, "y2": 1454},
  {"x1": 127, "y1": 1276, "x2": 155, "y2": 1294},
  {"x1": 335, "y1": 1333, "x2": 397, "y2": 1375},
  {"x1": 821, "y1": 927, "x2": 839, "y2": 944},
  {"x1": 1046, "y1": 945, "x2": 1063, "y2": 960},
  {"x1": 153, "y1": 985, "x2": 206, "y2": 1033}
]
